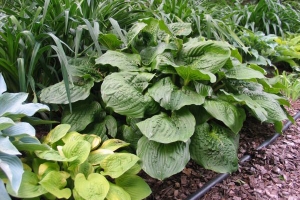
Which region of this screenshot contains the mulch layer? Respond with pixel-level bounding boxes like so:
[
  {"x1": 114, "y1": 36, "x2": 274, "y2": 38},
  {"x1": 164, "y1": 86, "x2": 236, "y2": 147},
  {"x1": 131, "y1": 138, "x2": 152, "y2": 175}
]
[{"x1": 144, "y1": 100, "x2": 300, "y2": 200}]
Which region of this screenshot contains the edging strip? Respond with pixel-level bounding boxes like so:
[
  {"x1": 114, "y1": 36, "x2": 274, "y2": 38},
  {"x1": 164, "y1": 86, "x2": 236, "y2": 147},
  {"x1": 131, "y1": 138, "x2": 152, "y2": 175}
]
[{"x1": 186, "y1": 111, "x2": 300, "y2": 200}]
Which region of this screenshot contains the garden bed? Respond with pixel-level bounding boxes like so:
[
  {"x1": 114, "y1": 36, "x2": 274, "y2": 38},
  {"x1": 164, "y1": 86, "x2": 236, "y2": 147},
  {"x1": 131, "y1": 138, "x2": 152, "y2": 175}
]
[{"x1": 144, "y1": 100, "x2": 300, "y2": 200}]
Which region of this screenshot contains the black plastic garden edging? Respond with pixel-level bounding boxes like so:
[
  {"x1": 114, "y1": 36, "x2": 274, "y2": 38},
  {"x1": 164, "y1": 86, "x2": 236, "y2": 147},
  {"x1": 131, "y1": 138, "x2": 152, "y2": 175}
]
[{"x1": 186, "y1": 111, "x2": 300, "y2": 200}]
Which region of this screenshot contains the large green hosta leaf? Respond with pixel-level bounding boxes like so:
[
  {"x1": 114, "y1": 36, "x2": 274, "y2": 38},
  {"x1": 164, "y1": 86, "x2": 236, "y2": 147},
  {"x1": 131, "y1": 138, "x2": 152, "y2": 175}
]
[
  {"x1": 40, "y1": 78, "x2": 94, "y2": 104},
  {"x1": 175, "y1": 65, "x2": 216, "y2": 83},
  {"x1": 224, "y1": 64, "x2": 265, "y2": 80},
  {"x1": 137, "y1": 109, "x2": 195, "y2": 143},
  {"x1": 203, "y1": 99, "x2": 246, "y2": 134},
  {"x1": 148, "y1": 77, "x2": 205, "y2": 111},
  {"x1": 179, "y1": 40, "x2": 231, "y2": 73},
  {"x1": 101, "y1": 72, "x2": 156, "y2": 118},
  {"x1": 137, "y1": 136, "x2": 190, "y2": 180},
  {"x1": 95, "y1": 51, "x2": 141, "y2": 71},
  {"x1": 190, "y1": 123, "x2": 239, "y2": 173},
  {"x1": 62, "y1": 101, "x2": 102, "y2": 132}
]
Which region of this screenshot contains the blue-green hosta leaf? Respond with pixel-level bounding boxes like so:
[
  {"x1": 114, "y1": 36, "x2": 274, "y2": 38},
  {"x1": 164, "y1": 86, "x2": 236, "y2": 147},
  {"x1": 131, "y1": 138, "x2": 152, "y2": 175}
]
[
  {"x1": 137, "y1": 109, "x2": 195, "y2": 143},
  {"x1": 62, "y1": 140, "x2": 91, "y2": 169},
  {"x1": 13, "y1": 136, "x2": 50, "y2": 151},
  {"x1": 2, "y1": 122, "x2": 35, "y2": 137},
  {"x1": 0, "y1": 153, "x2": 23, "y2": 193},
  {"x1": 126, "y1": 22, "x2": 147, "y2": 47},
  {"x1": 179, "y1": 40, "x2": 231, "y2": 73},
  {"x1": 0, "y1": 93, "x2": 28, "y2": 116},
  {"x1": 101, "y1": 72, "x2": 155, "y2": 118},
  {"x1": 203, "y1": 100, "x2": 246, "y2": 134},
  {"x1": 40, "y1": 78, "x2": 94, "y2": 104},
  {"x1": 6, "y1": 171, "x2": 48, "y2": 198},
  {"x1": 95, "y1": 51, "x2": 141, "y2": 71},
  {"x1": 121, "y1": 125, "x2": 143, "y2": 149},
  {"x1": 190, "y1": 123, "x2": 239, "y2": 173},
  {"x1": 175, "y1": 65, "x2": 216, "y2": 83},
  {"x1": 39, "y1": 171, "x2": 71, "y2": 199},
  {"x1": 102, "y1": 115, "x2": 118, "y2": 138},
  {"x1": 0, "y1": 179, "x2": 11, "y2": 200},
  {"x1": 0, "y1": 73, "x2": 7, "y2": 94},
  {"x1": 74, "y1": 173, "x2": 109, "y2": 200},
  {"x1": 224, "y1": 64, "x2": 265, "y2": 79},
  {"x1": 100, "y1": 153, "x2": 139, "y2": 178},
  {"x1": 140, "y1": 43, "x2": 177, "y2": 66},
  {"x1": 68, "y1": 57, "x2": 103, "y2": 82},
  {"x1": 0, "y1": 117, "x2": 14, "y2": 130},
  {"x1": 137, "y1": 136, "x2": 190, "y2": 180},
  {"x1": 106, "y1": 182, "x2": 131, "y2": 200},
  {"x1": 43, "y1": 124, "x2": 71, "y2": 145},
  {"x1": 115, "y1": 174, "x2": 151, "y2": 200},
  {"x1": 0, "y1": 136, "x2": 21, "y2": 155},
  {"x1": 62, "y1": 101, "x2": 102, "y2": 132},
  {"x1": 148, "y1": 77, "x2": 205, "y2": 111},
  {"x1": 168, "y1": 23, "x2": 192, "y2": 36}
]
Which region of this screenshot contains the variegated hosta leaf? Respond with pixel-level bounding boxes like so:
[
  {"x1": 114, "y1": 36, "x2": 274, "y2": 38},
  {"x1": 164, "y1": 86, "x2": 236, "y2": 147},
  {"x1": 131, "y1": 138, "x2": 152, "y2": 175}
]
[
  {"x1": 40, "y1": 78, "x2": 94, "y2": 104},
  {"x1": 168, "y1": 22, "x2": 192, "y2": 36},
  {"x1": 101, "y1": 72, "x2": 156, "y2": 118},
  {"x1": 95, "y1": 50, "x2": 141, "y2": 71},
  {"x1": 137, "y1": 136, "x2": 190, "y2": 180},
  {"x1": 224, "y1": 64, "x2": 265, "y2": 79},
  {"x1": 175, "y1": 65, "x2": 216, "y2": 83},
  {"x1": 179, "y1": 40, "x2": 231, "y2": 73},
  {"x1": 203, "y1": 99, "x2": 246, "y2": 134},
  {"x1": 137, "y1": 109, "x2": 195, "y2": 143},
  {"x1": 62, "y1": 101, "x2": 102, "y2": 132},
  {"x1": 148, "y1": 77, "x2": 206, "y2": 111},
  {"x1": 190, "y1": 123, "x2": 239, "y2": 173}
]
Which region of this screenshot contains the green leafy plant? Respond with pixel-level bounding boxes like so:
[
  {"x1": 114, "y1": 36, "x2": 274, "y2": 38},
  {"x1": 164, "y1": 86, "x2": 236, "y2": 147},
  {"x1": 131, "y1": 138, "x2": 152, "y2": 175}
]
[
  {"x1": 92, "y1": 18, "x2": 290, "y2": 180},
  {"x1": 0, "y1": 73, "x2": 49, "y2": 200},
  {"x1": 6, "y1": 124, "x2": 151, "y2": 200},
  {"x1": 278, "y1": 71, "x2": 300, "y2": 101}
]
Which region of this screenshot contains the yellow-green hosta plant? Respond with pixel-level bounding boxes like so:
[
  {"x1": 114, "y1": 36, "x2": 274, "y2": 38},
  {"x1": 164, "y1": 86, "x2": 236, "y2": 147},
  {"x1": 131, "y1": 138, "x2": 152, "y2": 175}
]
[
  {"x1": 0, "y1": 73, "x2": 50, "y2": 200},
  {"x1": 6, "y1": 124, "x2": 151, "y2": 200}
]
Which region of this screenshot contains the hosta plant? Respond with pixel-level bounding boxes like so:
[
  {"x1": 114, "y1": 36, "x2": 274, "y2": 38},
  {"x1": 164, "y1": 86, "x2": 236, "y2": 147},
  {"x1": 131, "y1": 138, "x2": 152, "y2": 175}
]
[
  {"x1": 95, "y1": 18, "x2": 291, "y2": 180},
  {"x1": 0, "y1": 73, "x2": 49, "y2": 200},
  {"x1": 6, "y1": 124, "x2": 151, "y2": 200}
]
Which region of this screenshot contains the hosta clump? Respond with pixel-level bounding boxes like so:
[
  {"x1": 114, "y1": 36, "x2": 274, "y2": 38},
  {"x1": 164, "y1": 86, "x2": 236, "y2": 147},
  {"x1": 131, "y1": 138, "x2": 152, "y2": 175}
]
[
  {"x1": 6, "y1": 124, "x2": 151, "y2": 200},
  {"x1": 94, "y1": 18, "x2": 291, "y2": 180},
  {"x1": 0, "y1": 73, "x2": 50, "y2": 199}
]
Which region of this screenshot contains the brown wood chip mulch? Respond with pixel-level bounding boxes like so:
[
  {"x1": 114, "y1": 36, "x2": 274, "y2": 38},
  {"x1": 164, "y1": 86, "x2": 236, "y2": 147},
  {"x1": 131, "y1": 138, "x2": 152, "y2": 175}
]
[{"x1": 144, "y1": 100, "x2": 300, "y2": 200}]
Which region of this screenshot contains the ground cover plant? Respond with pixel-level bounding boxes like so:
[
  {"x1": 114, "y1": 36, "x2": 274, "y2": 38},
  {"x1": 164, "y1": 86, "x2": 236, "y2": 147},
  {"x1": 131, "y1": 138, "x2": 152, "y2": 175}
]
[{"x1": 1, "y1": 0, "x2": 300, "y2": 199}]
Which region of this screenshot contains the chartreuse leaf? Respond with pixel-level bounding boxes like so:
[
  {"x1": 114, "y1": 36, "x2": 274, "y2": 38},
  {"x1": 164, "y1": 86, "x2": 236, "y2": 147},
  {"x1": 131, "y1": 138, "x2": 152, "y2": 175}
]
[
  {"x1": 179, "y1": 40, "x2": 231, "y2": 73},
  {"x1": 148, "y1": 77, "x2": 205, "y2": 111},
  {"x1": 190, "y1": 123, "x2": 239, "y2": 173},
  {"x1": 100, "y1": 153, "x2": 139, "y2": 178},
  {"x1": 101, "y1": 72, "x2": 155, "y2": 118},
  {"x1": 0, "y1": 117, "x2": 14, "y2": 130},
  {"x1": 6, "y1": 171, "x2": 48, "y2": 198},
  {"x1": 74, "y1": 173, "x2": 109, "y2": 200},
  {"x1": 38, "y1": 162, "x2": 60, "y2": 178},
  {"x1": 203, "y1": 99, "x2": 246, "y2": 134},
  {"x1": 95, "y1": 50, "x2": 140, "y2": 71},
  {"x1": 40, "y1": 78, "x2": 94, "y2": 104},
  {"x1": 116, "y1": 174, "x2": 151, "y2": 200},
  {"x1": 100, "y1": 139, "x2": 130, "y2": 151},
  {"x1": 35, "y1": 149, "x2": 76, "y2": 162},
  {"x1": 39, "y1": 171, "x2": 71, "y2": 199},
  {"x1": 43, "y1": 124, "x2": 71, "y2": 145},
  {"x1": 62, "y1": 140, "x2": 91, "y2": 169},
  {"x1": 88, "y1": 149, "x2": 114, "y2": 165},
  {"x1": 62, "y1": 101, "x2": 101, "y2": 132},
  {"x1": 0, "y1": 153, "x2": 23, "y2": 193},
  {"x1": 137, "y1": 108, "x2": 195, "y2": 143},
  {"x1": 106, "y1": 182, "x2": 131, "y2": 200},
  {"x1": 73, "y1": 161, "x2": 94, "y2": 179},
  {"x1": 137, "y1": 136, "x2": 190, "y2": 180},
  {"x1": 224, "y1": 64, "x2": 265, "y2": 79}
]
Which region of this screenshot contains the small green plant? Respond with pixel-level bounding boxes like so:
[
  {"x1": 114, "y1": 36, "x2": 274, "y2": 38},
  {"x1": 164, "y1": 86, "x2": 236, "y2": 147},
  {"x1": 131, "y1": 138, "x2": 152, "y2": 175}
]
[
  {"x1": 0, "y1": 73, "x2": 49, "y2": 200},
  {"x1": 6, "y1": 124, "x2": 151, "y2": 200},
  {"x1": 279, "y1": 71, "x2": 300, "y2": 101}
]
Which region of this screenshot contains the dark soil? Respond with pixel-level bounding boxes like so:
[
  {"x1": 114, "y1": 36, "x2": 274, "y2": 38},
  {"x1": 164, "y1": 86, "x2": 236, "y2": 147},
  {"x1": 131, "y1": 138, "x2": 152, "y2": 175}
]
[{"x1": 144, "y1": 100, "x2": 300, "y2": 200}]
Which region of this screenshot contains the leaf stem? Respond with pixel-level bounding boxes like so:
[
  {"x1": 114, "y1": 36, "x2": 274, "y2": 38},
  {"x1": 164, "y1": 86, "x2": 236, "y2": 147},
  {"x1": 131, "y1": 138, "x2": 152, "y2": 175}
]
[{"x1": 213, "y1": 83, "x2": 225, "y2": 92}]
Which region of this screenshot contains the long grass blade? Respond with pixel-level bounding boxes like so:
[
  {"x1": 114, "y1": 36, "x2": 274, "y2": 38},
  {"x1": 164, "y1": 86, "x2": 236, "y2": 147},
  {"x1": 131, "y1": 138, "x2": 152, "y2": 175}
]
[
  {"x1": 17, "y1": 58, "x2": 26, "y2": 92},
  {"x1": 109, "y1": 18, "x2": 127, "y2": 44},
  {"x1": 82, "y1": 18, "x2": 102, "y2": 56}
]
